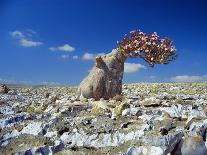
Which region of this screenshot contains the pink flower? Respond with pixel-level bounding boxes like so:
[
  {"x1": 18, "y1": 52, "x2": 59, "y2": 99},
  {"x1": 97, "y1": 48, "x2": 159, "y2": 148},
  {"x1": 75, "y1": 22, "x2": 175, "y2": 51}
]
[
  {"x1": 141, "y1": 37, "x2": 146, "y2": 41},
  {"x1": 127, "y1": 45, "x2": 131, "y2": 48},
  {"x1": 133, "y1": 40, "x2": 139, "y2": 44}
]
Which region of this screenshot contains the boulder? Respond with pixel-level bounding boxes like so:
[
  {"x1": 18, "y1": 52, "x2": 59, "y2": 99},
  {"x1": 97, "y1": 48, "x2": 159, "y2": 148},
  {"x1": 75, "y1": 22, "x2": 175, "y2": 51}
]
[
  {"x1": 144, "y1": 131, "x2": 184, "y2": 154},
  {"x1": 0, "y1": 84, "x2": 10, "y2": 94},
  {"x1": 181, "y1": 136, "x2": 207, "y2": 155}
]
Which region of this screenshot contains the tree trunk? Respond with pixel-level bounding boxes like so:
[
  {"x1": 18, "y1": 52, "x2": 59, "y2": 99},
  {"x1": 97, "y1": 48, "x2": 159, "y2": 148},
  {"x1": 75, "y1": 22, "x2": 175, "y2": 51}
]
[{"x1": 77, "y1": 48, "x2": 127, "y2": 100}]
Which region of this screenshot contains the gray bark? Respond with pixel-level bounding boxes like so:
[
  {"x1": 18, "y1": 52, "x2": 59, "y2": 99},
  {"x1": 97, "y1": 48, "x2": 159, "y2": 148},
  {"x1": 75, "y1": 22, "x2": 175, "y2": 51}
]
[{"x1": 77, "y1": 49, "x2": 127, "y2": 100}]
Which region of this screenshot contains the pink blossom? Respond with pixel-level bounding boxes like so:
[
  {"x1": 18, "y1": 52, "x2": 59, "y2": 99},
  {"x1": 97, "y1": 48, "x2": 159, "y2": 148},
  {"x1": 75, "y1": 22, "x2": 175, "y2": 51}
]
[
  {"x1": 117, "y1": 29, "x2": 177, "y2": 67},
  {"x1": 133, "y1": 40, "x2": 139, "y2": 44}
]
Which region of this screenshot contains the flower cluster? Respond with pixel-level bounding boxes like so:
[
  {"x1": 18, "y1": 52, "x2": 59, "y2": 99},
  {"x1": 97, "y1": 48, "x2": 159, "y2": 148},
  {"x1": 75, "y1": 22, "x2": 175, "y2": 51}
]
[{"x1": 117, "y1": 30, "x2": 177, "y2": 67}]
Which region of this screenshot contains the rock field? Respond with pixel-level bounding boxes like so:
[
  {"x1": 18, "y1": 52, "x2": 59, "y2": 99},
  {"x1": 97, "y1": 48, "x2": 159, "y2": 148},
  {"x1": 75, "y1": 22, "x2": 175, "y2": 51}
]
[{"x1": 0, "y1": 83, "x2": 207, "y2": 155}]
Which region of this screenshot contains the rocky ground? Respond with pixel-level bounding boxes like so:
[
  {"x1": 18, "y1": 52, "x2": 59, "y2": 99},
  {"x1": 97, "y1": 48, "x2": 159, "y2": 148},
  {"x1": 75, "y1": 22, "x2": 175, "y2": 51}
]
[{"x1": 0, "y1": 83, "x2": 207, "y2": 155}]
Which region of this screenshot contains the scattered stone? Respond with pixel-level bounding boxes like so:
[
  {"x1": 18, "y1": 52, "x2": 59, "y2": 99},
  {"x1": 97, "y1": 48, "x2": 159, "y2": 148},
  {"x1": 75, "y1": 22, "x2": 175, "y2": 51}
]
[
  {"x1": 21, "y1": 121, "x2": 48, "y2": 136},
  {"x1": 122, "y1": 107, "x2": 142, "y2": 117},
  {"x1": 123, "y1": 146, "x2": 141, "y2": 155},
  {"x1": 140, "y1": 97, "x2": 161, "y2": 107},
  {"x1": 181, "y1": 136, "x2": 207, "y2": 155},
  {"x1": 0, "y1": 83, "x2": 207, "y2": 154},
  {"x1": 120, "y1": 121, "x2": 133, "y2": 129},
  {"x1": 114, "y1": 103, "x2": 130, "y2": 116},
  {"x1": 123, "y1": 145, "x2": 164, "y2": 155},
  {"x1": 0, "y1": 84, "x2": 10, "y2": 94},
  {"x1": 144, "y1": 131, "x2": 184, "y2": 154},
  {"x1": 44, "y1": 92, "x2": 50, "y2": 98}
]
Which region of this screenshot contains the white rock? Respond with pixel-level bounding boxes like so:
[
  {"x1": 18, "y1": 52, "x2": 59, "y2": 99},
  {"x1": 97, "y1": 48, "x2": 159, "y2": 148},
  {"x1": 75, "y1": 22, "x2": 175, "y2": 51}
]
[
  {"x1": 45, "y1": 105, "x2": 56, "y2": 113},
  {"x1": 189, "y1": 108, "x2": 206, "y2": 118},
  {"x1": 21, "y1": 122, "x2": 48, "y2": 135},
  {"x1": 122, "y1": 109, "x2": 131, "y2": 116},
  {"x1": 195, "y1": 99, "x2": 207, "y2": 105},
  {"x1": 123, "y1": 146, "x2": 141, "y2": 155},
  {"x1": 0, "y1": 130, "x2": 20, "y2": 147},
  {"x1": 123, "y1": 146, "x2": 164, "y2": 155},
  {"x1": 44, "y1": 131, "x2": 57, "y2": 138},
  {"x1": 170, "y1": 86, "x2": 180, "y2": 92},
  {"x1": 122, "y1": 108, "x2": 141, "y2": 117},
  {"x1": 61, "y1": 124, "x2": 147, "y2": 148},
  {"x1": 140, "y1": 97, "x2": 160, "y2": 106},
  {"x1": 111, "y1": 109, "x2": 117, "y2": 120},
  {"x1": 143, "y1": 132, "x2": 183, "y2": 154},
  {"x1": 138, "y1": 114, "x2": 153, "y2": 122},
  {"x1": 0, "y1": 119, "x2": 7, "y2": 129},
  {"x1": 181, "y1": 136, "x2": 207, "y2": 155},
  {"x1": 189, "y1": 119, "x2": 207, "y2": 137},
  {"x1": 0, "y1": 106, "x2": 14, "y2": 115},
  {"x1": 147, "y1": 146, "x2": 164, "y2": 155},
  {"x1": 4, "y1": 129, "x2": 20, "y2": 139},
  {"x1": 160, "y1": 104, "x2": 184, "y2": 118}
]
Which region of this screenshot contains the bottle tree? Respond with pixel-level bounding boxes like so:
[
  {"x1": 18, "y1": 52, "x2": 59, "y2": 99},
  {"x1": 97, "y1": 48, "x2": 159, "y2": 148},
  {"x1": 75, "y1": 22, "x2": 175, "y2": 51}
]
[{"x1": 77, "y1": 30, "x2": 177, "y2": 100}]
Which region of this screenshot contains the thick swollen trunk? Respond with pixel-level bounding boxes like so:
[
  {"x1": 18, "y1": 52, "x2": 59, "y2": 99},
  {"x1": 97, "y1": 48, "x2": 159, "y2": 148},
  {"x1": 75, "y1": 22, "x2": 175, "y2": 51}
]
[{"x1": 77, "y1": 49, "x2": 127, "y2": 100}]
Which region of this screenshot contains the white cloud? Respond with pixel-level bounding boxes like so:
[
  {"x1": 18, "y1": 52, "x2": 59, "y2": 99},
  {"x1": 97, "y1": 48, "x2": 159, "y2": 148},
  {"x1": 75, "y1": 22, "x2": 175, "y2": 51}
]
[
  {"x1": 73, "y1": 55, "x2": 78, "y2": 59},
  {"x1": 171, "y1": 75, "x2": 207, "y2": 82},
  {"x1": 10, "y1": 30, "x2": 24, "y2": 38},
  {"x1": 49, "y1": 47, "x2": 56, "y2": 51},
  {"x1": 82, "y1": 53, "x2": 94, "y2": 60},
  {"x1": 124, "y1": 63, "x2": 146, "y2": 73},
  {"x1": 10, "y1": 30, "x2": 43, "y2": 47},
  {"x1": 60, "y1": 54, "x2": 69, "y2": 59},
  {"x1": 26, "y1": 29, "x2": 37, "y2": 34},
  {"x1": 49, "y1": 44, "x2": 75, "y2": 52},
  {"x1": 20, "y1": 39, "x2": 43, "y2": 47},
  {"x1": 82, "y1": 52, "x2": 105, "y2": 61}
]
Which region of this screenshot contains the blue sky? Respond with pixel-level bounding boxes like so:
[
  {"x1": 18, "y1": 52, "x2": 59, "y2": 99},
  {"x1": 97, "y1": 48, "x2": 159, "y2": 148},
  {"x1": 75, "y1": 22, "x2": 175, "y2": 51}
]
[{"x1": 0, "y1": 0, "x2": 207, "y2": 86}]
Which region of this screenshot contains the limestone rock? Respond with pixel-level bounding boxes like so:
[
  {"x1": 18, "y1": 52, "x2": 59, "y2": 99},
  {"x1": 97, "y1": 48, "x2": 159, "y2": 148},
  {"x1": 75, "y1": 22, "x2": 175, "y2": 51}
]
[
  {"x1": 1, "y1": 83, "x2": 207, "y2": 154},
  {"x1": 123, "y1": 146, "x2": 141, "y2": 155},
  {"x1": 114, "y1": 103, "x2": 130, "y2": 116},
  {"x1": 144, "y1": 131, "x2": 184, "y2": 154},
  {"x1": 123, "y1": 145, "x2": 164, "y2": 155},
  {"x1": 140, "y1": 97, "x2": 161, "y2": 107},
  {"x1": 21, "y1": 122, "x2": 48, "y2": 136},
  {"x1": 181, "y1": 136, "x2": 207, "y2": 155}
]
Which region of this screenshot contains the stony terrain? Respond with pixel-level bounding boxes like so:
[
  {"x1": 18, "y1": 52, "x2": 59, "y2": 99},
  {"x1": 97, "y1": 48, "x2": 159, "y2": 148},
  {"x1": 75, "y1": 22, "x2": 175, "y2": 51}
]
[{"x1": 0, "y1": 83, "x2": 207, "y2": 155}]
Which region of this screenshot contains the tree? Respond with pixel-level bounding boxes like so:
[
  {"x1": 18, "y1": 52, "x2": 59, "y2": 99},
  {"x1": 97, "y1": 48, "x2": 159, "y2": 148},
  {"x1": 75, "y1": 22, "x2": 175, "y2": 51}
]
[{"x1": 77, "y1": 30, "x2": 177, "y2": 100}]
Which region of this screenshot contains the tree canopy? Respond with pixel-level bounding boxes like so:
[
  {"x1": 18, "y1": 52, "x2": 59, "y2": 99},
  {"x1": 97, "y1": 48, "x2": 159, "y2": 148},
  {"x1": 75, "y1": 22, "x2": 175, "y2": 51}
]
[{"x1": 117, "y1": 30, "x2": 177, "y2": 67}]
